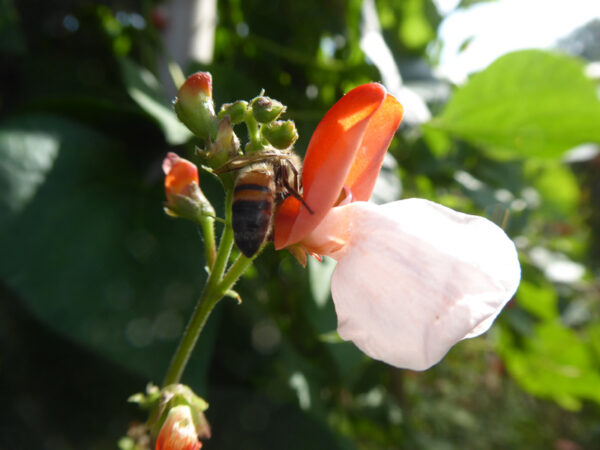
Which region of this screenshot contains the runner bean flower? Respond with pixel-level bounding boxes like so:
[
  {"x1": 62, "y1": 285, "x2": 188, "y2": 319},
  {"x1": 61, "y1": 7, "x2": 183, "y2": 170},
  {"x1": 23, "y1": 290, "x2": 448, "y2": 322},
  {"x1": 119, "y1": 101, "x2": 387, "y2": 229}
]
[
  {"x1": 155, "y1": 405, "x2": 202, "y2": 450},
  {"x1": 274, "y1": 83, "x2": 521, "y2": 371},
  {"x1": 163, "y1": 152, "x2": 199, "y2": 204}
]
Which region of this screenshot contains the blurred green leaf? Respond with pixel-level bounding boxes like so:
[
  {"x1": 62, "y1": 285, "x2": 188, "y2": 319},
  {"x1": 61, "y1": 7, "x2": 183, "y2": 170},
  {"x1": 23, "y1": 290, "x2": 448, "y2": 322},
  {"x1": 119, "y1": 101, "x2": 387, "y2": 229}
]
[
  {"x1": 498, "y1": 322, "x2": 600, "y2": 410},
  {"x1": 516, "y1": 280, "x2": 558, "y2": 321},
  {"x1": 0, "y1": 114, "x2": 214, "y2": 388},
  {"x1": 458, "y1": 0, "x2": 499, "y2": 8},
  {"x1": 308, "y1": 256, "x2": 336, "y2": 309},
  {"x1": 431, "y1": 50, "x2": 600, "y2": 158},
  {"x1": 399, "y1": 0, "x2": 437, "y2": 50},
  {"x1": 305, "y1": 257, "x2": 366, "y2": 380},
  {"x1": 208, "y1": 387, "x2": 355, "y2": 450},
  {"x1": 119, "y1": 58, "x2": 192, "y2": 145},
  {"x1": 0, "y1": 0, "x2": 24, "y2": 54},
  {"x1": 0, "y1": 121, "x2": 59, "y2": 233},
  {"x1": 532, "y1": 162, "x2": 580, "y2": 217}
]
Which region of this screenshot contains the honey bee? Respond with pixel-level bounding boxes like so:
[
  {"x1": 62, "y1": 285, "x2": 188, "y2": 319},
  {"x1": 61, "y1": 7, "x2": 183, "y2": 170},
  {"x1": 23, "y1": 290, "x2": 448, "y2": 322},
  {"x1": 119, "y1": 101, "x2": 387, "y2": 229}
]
[{"x1": 215, "y1": 149, "x2": 313, "y2": 257}]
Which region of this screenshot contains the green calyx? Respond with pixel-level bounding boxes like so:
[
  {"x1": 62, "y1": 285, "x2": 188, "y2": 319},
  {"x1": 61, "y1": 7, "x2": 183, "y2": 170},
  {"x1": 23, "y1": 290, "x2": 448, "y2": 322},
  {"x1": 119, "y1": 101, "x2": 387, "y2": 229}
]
[
  {"x1": 251, "y1": 95, "x2": 285, "y2": 123},
  {"x1": 261, "y1": 120, "x2": 299, "y2": 149}
]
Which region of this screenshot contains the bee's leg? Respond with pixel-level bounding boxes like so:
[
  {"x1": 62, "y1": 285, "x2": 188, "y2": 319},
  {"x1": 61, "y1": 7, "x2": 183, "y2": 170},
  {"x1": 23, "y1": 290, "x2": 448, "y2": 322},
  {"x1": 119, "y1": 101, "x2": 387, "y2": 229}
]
[
  {"x1": 284, "y1": 158, "x2": 302, "y2": 191},
  {"x1": 281, "y1": 178, "x2": 314, "y2": 214}
]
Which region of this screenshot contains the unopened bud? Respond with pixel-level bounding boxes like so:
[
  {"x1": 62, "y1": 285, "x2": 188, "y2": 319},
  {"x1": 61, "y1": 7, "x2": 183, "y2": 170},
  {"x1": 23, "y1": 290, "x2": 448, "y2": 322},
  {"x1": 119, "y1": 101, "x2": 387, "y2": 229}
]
[
  {"x1": 251, "y1": 96, "x2": 285, "y2": 123},
  {"x1": 261, "y1": 120, "x2": 298, "y2": 149},
  {"x1": 162, "y1": 153, "x2": 214, "y2": 221},
  {"x1": 155, "y1": 405, "x2": 202, "y2": 450},
  {"x1": 205, "y1": 117, "x2": 241, "y2": 169},
  {"x1": 174, "y1": 72, "x2": 218, "y2": 140},
  {"x1": 163, "y1": 153, "x2": 199, "y2": 201},
  {"x1": 218, "y1": 100, "x2": 248, "y2": 125}
]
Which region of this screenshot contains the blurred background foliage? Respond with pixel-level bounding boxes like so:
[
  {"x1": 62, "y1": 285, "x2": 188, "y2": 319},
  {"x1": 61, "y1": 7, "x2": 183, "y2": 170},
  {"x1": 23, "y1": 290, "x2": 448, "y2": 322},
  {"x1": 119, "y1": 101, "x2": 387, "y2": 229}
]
[{"x1": 1, "y1": 0, "x2": 600, "y2": 448}]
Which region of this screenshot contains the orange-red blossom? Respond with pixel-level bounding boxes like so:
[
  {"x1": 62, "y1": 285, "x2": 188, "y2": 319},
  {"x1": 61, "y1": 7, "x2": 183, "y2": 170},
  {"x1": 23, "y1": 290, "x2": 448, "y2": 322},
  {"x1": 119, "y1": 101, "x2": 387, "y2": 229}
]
[
  {"x1": 274, "y1": 83, "x2": 521, "y2": 371},
  {"x1": 155, "y1": 405, "x2": 202, "y2": 450},
  {"x1": 163, "y1": 152, "x2": 199, "y2": 203}
]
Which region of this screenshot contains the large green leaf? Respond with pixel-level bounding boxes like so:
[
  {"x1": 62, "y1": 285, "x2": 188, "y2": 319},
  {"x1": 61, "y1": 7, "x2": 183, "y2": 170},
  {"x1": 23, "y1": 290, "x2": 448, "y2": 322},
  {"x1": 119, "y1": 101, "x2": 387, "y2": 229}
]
[
  {"x1": 0, "y1": 114, "x2": 215, "y2": 387},
  {"x1": 0, "y1": 121, "x2": 59, "y2": 233},
  {"x1": 431, "y1": 50, "x2": 600, "y2": 158}
]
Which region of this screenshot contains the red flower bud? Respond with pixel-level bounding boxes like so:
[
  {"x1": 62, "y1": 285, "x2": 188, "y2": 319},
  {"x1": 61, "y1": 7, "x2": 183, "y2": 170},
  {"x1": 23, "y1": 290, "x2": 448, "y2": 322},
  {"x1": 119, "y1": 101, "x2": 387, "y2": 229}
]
[
  {"x1": 174, "y1": 72, "x2": 218, "y2": 139},
  {"x1": 179, "y1": 72, "x2": 212, "y2": 99},
  {"x1": 163, "y1": 152, "x2": 199, "y2": 202},
  {"x1": 155, "y1": 405, "x2": 202, "y2": 450}
]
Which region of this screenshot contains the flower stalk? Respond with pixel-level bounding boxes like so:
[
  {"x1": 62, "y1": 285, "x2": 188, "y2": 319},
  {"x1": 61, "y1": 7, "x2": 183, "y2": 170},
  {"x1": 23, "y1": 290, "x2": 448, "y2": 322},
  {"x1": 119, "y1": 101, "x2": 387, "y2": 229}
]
[
  {"x1": 162, "y1": 189, "x2": 244, "y2": 387},
  {"x1": 160, "y1": 77, "x2": 297, "y2": 390}
]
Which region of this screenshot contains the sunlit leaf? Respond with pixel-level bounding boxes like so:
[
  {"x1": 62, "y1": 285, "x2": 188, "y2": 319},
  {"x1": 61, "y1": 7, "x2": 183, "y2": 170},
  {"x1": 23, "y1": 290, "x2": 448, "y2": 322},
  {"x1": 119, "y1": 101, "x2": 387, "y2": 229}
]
[
  {"x1": 119, "y1": 58, "x2": 192, "y2": 145},
  {"x1": 0, "y1": 118, "x2": 60, "y2": 233},
  {"x1": 431, "y1": 50, "x2": 600, "y2": 158},
  {"x1": 498, "y1": 323, "x2": 600, "y2": 410}
]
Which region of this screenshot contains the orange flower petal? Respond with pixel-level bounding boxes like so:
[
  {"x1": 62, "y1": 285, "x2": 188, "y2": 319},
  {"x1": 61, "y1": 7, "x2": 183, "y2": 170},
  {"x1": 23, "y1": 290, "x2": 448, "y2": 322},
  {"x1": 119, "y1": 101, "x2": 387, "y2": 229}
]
[
  {"x1": 274, "y1": 83, "x2": 387, "y2": 249},
  {"x1": 155, "y1": 405, "x2": 202, "y2": 450},
  {"x1": 343, "y1": 93, "x2": 403, "y2": 201},
  {"x1": 163, "y1": 153, "x2": 199, "y2": 198}
]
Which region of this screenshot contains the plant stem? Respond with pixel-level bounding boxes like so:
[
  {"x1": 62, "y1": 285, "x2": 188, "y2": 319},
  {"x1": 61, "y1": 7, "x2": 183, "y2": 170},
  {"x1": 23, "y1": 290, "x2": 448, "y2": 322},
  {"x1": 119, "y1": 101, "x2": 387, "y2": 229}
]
[
  {"x1": 198, "y1": 214, "x2": 217, "y2": 269},
  {"x1": 206, "y1": 190, "x2": 234, "y2": 285},
  {"x1": 161, "y1": 190, "x2": 237, "y2": 387},
  {"x1": 216, "y1": 253, "x2": 254, "y2": 298},
  {"x1": 244, "y1": 112, "x2": 264, "y2": 151},
  {"x1": 161, "y1": 280, "x2": 219, "y2": 386}
]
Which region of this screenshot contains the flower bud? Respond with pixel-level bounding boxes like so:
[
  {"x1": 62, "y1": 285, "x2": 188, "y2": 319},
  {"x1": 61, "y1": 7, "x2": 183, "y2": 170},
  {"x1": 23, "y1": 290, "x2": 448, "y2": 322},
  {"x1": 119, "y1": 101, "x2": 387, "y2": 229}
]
[
  {"x1": 163, "y1": 153, "x2": 214, "y2": 221},
  {"x1": 163, "y1": 153, "x2": 199, "y2": 201},
  {"x1": 218, "y1": 100, "x2": 248, "y2": 125},
  {"x1": 251, "y1": 96, "x2": 285, "y2": 123},
  {"x1": 174, "y1": 72, "x2": 218, "y2": 140},
  {"x1": 204, "y1": 117, "x2": 241, "y2": 169},
  {"x1": 155, "y1": 405, "x2": 202, "y2": 450},
  {"x1": 261, "y1": 120, "x2": 298, "y2": 149}
]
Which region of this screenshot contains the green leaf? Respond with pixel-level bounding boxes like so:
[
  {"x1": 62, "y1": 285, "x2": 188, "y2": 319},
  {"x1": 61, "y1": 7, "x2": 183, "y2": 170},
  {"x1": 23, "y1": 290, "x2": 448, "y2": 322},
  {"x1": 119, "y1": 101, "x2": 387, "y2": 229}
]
[
  {"x1": 119, "y1": 58, "x2": 192, "y2": 145},
  {"x1": 532, "y1": 162, "x2": 580, "y2": 218},
  {"x1": 516, "y1": 280, "x2": 558, "y2": 321},
  {"x1": 431, "y1": 50, "x2": 600, "y2": 158},
  {"x1": 0, "y1": 120, "x2": 60, "y2": 233},
  {"x1": 308, "y1": 256, "x2": 336, "y2": 310},
  {"x1": 0, "y1": 114, "x2": 214, "y2": 387},
  {"x1": 458, "y1": 0, "x2": 499, "y2": 8},
  {"x1": 0, "y1": 0, "x2": 25, "y2": 54},
  {"x1": 498, "y1": 323, "x2": 600, "y2": 410}
]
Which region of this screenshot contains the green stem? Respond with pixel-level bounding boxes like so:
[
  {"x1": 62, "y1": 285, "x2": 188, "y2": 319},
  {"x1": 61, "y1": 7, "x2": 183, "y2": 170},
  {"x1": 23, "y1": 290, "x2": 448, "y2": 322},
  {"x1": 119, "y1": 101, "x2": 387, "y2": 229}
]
[
  {"x1": 198, "y1": 214, "x2": 217, "y2": 269},
  {"x1": 161, "y1": 280, "x2": 220, "y2": 387},
  {"x1": 206, "y1": 190, "x2": 234, "y2": 285},
  {"x1": 244, "y1": 112, "x2": 263, "y2": 151},
  {"x1": 161, "y1": 190, "x2": 236, "y2": 387},
  {"x1": 217, "y1": 253, "x2": 254, "y2": 299}
]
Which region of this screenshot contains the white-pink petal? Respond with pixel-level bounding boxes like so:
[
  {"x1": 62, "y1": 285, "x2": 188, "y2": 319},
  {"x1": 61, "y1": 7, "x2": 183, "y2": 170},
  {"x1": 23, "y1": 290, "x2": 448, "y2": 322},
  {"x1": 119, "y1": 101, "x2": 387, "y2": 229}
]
[{"x1": 317, "y1": 198, "x2": 520, "y2": 371}]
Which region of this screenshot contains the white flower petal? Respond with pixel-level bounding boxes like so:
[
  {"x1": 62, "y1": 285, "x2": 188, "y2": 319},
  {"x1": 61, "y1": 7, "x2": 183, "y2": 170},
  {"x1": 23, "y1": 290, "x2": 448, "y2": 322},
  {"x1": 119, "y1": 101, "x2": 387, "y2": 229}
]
[{"x1": 323, "y1": 198, "x2": 520, "y2": 371}]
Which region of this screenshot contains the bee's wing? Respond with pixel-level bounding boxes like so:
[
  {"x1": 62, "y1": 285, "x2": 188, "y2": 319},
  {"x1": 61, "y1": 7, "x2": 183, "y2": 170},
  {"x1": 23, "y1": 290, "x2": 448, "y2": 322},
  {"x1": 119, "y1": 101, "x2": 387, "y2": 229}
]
[{"x1": 214, "y1": 150, "x2": 293, "y2": 173}]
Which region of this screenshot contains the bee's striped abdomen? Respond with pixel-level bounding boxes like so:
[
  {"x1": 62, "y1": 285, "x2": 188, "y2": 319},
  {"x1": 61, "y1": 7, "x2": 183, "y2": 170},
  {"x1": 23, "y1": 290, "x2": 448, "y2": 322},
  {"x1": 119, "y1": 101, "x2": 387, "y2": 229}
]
[{"x1": 232, "y1": 169, "x2": 275, "y2": 257}]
